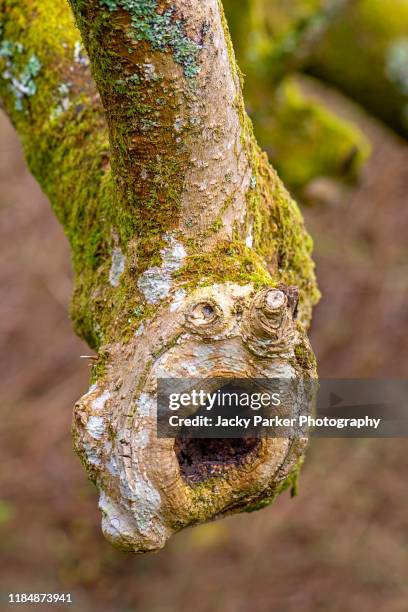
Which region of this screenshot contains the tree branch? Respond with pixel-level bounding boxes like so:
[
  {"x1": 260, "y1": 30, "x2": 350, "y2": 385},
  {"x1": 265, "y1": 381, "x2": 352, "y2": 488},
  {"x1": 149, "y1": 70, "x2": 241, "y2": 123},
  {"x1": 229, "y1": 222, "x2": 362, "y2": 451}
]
[
  {"x1": 0, "y1": 0, "x2": 114, "y2": 346},
  {"x1": 1, "y1": 0, "x2": 319, "y2": 552},
  {"x1": 222, "y1": 0, "x2": 370, "y2": 195},
  {"x1": 305, "y1": 0, "x2": 408, "y2": 138}
]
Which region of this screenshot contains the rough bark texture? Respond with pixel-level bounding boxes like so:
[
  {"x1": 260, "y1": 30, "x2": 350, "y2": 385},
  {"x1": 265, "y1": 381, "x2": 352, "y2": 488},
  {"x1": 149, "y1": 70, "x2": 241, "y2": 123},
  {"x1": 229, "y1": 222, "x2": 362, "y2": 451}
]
[{"x1": 0, "y1": 0, "x2": 319, "y2": 552}]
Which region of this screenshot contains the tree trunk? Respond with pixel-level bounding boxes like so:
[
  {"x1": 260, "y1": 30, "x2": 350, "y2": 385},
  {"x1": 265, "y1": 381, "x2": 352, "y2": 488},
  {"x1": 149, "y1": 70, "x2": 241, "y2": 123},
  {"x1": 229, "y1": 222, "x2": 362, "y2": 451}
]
[{"x1": 0, "y1": 0, "x2": 318, "y2": 552}]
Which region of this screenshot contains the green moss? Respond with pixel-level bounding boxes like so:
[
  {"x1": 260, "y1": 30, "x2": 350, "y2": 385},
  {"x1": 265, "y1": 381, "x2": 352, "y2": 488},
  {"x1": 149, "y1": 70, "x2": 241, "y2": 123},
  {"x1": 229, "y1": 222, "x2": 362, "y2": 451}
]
[
  {"x1": 0, "y1": 0, "x2": 121, "y2": 348},
  {"x1": 270, "y1": 178, "x2": 320, "y2": 309},
  {"x1": 245, "y1": 458, "x2": 303, "y2": 513},
  {"x1": 64, "y1": 0, "x2": 319, "y2": 347},
  {"x1": 217, "y1": 0, "x2": 243, "y2": 85},
  {"x1": 1, "y1": 0, "x2": 202, "y2": 348},
  {"x1": 180, "y1": 456, "x2": 304, "y2": 523},
  {"x1": 0, "y1": 1, "x2": 174, "y2": 350},
  {"x1": 294, "y1": 337, "x2": 317, "y2": 371},
  {"x1": 175, "y1": 239, "x2": 273, "y2": 289},
  {"x1": 208, "y1": 194, "x2": 234, "y2": 233},
  {"x1": 0, "y1": 0, "x2": 97, "y2": 132}
]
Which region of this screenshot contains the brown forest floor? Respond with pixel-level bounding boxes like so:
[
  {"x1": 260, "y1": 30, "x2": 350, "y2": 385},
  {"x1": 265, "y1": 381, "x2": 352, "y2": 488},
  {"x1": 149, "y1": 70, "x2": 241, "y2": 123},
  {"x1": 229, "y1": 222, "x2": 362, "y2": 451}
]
[{"x1": 1, "y1": 83, "x2": 408, "y2": 612}]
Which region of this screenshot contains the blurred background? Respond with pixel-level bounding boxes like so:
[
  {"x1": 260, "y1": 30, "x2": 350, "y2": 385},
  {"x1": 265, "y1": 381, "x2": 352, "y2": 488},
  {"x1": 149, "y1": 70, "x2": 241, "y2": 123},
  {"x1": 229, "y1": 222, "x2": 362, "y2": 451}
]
[{"x1": 1, "y1": 1, "x2": 408, "y2": 610}]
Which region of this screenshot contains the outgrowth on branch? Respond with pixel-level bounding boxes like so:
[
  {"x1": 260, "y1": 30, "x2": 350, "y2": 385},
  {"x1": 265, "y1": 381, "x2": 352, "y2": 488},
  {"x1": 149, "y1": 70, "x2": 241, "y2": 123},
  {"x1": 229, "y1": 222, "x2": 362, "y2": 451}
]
[{"x1": 0, "y1": 0, "x2": 319, "y2": 552}]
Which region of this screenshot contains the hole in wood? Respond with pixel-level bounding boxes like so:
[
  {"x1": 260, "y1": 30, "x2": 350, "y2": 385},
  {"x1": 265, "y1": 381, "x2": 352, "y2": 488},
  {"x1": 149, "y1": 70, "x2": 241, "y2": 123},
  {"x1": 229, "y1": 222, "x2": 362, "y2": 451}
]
[{"x1": 174, "y1": 383, "x2": 261, "y2": 484}]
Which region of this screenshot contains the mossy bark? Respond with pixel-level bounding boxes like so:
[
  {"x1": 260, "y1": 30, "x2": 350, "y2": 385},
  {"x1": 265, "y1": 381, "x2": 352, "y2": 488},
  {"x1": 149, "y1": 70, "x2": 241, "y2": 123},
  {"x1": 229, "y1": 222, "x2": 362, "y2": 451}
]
[
  {"x1": 0, "y1": 0, "x2": 115, "y2": 347},
  {"x1": 1, "y1": 0, "x2": 319, "y2": 552}
]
